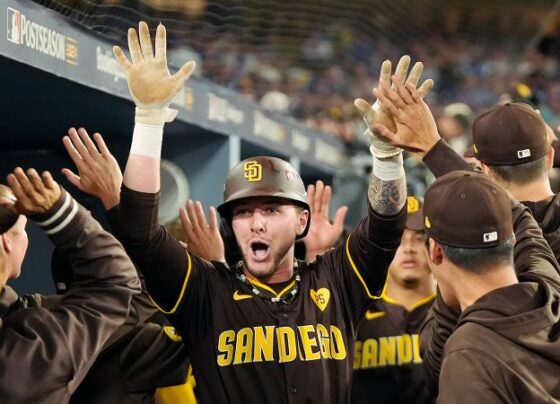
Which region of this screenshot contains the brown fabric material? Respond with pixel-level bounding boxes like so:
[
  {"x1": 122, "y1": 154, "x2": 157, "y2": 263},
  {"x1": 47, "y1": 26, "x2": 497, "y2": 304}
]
[
  {"x1": 424, "y1": 171, "x2": 513, "y2": 248},
  {"x1": 422, "y1": 139, "x2": 473, "y2": 179},
  {"x1": 522, "y1": 194, "x2": 560, "y2": 264},
  {"x1": 438, "y1": 281, "x2": 560, "y2": 403},
  {"x1": 472, "y1": 102, "x2": 548, "y2": 165},
  {"x1": 421, "y1": 201, "x2": 560, "y2": 396},
  {"x1": 118, "y1": 185, "x2": 406, "y2": 403},
  {"x1": 0, "y1": 197, "x2": 140, "y2": 403}
]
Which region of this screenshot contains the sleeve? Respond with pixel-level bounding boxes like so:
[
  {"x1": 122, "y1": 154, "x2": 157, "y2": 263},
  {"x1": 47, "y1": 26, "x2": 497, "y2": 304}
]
[
  {"x1": 117, "y1": 185, "x2": 216, "y2": 345},
  {"x1": 438, "y1": 349, "x2": 511, "y2": 404},
  {"x1": 120, "y1": 323, "x2": 189, "y2": 393},
  {"x1": 321, "y1": 202, "x2": 406, "y2": 324},
  {"x1": 422, "y1": 139, "x2": 473, "y2": 178},
  {"x1": 419, "y1": 291, "x2": 461, "y2": 394},
  {"x1": 0, "y1": 190, "x2": 141, "y2": 399},
  {"x1": 105, "y1": 203, "x2": 120, "y2": 235},
  {"x1": 510, "y1": 201, "x2": 560, "y2": 287}
]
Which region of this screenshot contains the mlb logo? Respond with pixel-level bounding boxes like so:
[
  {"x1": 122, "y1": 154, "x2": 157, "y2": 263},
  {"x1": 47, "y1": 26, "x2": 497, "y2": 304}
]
[
  {"x1": 7, "y1": 7, "x2": 21, "y2": 44},
  {"x1": 483, "y1": 231, "x2": 498, "y2": 243},
  {"x1": 517, "y1": 149, "x2": 531, "y2": 159}
]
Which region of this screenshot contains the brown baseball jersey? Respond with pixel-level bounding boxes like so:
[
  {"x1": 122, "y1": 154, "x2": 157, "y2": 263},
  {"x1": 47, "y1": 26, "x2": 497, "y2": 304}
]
[
  {"x1": 0, "y1": 190, "x2": 141, "y2": 403},
  {"x1": 69, "y1": 323, "x2": 189, "y2": 404},
  {"x1": 118, "y1": 186, "x2": 406, "y2": 403},
  {"x1": 352, "y1": 294, "x2": 436, "y2": 404}
]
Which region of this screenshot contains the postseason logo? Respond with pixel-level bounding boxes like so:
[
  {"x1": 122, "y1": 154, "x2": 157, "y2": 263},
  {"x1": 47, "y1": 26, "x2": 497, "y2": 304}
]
[{"x1": 7, "y1": 7, "x2": 78, "y2": 65}]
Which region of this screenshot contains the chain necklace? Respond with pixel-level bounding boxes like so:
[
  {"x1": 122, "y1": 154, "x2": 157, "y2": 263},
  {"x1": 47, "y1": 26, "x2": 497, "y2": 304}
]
[{"x1": 234, "y1": 261, "x2": 301, "y2": 305}]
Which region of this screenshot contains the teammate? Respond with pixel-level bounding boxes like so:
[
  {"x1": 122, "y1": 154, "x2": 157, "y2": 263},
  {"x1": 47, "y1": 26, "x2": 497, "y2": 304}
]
[
  {"x1": 60, "y1": 127, "x2": 196, "y2": 403},
  {"x1": 421, "y1": 171, "x2": 560, "y2": 402},
  {"x1": 110, "y1": 21, "x2": 432, "y2": 402},
  {"x1": 370, "y1": 73, "x2": 560, "y2": 394},
  {"x1": 352, "y1": 196, "x2": 435, "y2": 404},
  {"x1": 0, "y1": 169, "x2": 140, "y2": 402}
]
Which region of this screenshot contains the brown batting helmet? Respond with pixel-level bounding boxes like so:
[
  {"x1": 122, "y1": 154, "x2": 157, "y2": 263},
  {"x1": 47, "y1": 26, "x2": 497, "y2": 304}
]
[{"x1": 217, "y1": 156, "x2": 311, "y2": 238}]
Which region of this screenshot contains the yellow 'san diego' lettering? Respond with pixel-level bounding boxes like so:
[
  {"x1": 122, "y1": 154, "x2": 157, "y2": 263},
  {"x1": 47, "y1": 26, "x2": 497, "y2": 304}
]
[
  {"x1": 353, "y1": 334, "x2": 423, "y2": 370},
  {"x1": 216, "y1": 324, "x2": 347, "y2": 366}
]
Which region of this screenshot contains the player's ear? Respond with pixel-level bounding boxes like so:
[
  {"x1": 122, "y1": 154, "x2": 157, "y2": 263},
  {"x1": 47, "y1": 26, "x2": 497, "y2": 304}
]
[
  {"x1": 1, "y1": 233, "x2": 12, "y2": 254},
  {"x1": 427, "y1": 238, "x2": 443, "y2": 265},
  {"x1": 295, "y1": 209, "x2": 309, "y2": 236}
]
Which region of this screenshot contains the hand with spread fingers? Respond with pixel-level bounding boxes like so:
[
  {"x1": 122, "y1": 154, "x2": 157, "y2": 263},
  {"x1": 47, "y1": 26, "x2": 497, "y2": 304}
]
[
  {"x1": 372, "y1": 77, "x2": 440, "y2": 156},
  {"x1": 179, "y1": 200, "x2": 225, "y2": 263},
  {"x1": 7, "y1": 168, "x2": 61, "y2": 216},
  {"x1": 61, "y1": 127, "x2": 122, "y2": 210},
  {"x1": 303, "y1": 180, "x2": 348, "y2": 261},
  {"x1": 354, "y1": 55, "x2": 434, "y2": 159},
  {"x1": 113, "y1": 21, "x2": 196, "y2": 126}
]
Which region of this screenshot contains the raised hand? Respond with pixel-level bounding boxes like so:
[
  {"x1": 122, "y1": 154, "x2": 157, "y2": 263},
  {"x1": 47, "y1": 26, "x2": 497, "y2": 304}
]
[
  {"x1": 179, "y1": 200, "x2": 225, "y2": 263},
  {"x1": 303, "y1": 180, "x2": 348, "y2": 261},
  {"x1": 372, "y1": 77, "x2": 440, "y2": 156},
  {"x1": 113, "y1": 22, "x2": 196, "y2": 115},
  {"x1": 62, "y1": 128, "x2": 122, "y2": 210},
  {"x1": 354, "y1": 55, "x2": 434, "y2": 158},
  {"x1": 7, "y1": 168, "x2": 61, "y2": 215}
]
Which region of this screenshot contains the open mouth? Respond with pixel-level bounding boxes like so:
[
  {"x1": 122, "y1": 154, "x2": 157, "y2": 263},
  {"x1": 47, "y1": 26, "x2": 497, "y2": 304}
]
[{"x1": 250, "y1": 240, "x2": 270, "y2": 261}]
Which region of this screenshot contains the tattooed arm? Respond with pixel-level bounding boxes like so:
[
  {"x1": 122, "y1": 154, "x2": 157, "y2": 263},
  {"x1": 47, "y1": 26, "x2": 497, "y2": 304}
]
[{"x1": 368, "y1": 154, "x2": 407, "y2": 215}]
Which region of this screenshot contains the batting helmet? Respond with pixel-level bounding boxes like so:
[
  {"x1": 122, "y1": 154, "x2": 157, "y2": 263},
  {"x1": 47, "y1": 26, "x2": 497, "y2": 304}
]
[{"x1": 217, "y1": 156, "x2": 311, "y2": 239}]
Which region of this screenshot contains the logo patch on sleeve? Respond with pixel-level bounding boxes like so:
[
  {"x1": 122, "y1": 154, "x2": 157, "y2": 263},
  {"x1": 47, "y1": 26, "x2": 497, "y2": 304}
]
[{"x1": 310, "y1": 288, "x2": 330, "y2": 312}]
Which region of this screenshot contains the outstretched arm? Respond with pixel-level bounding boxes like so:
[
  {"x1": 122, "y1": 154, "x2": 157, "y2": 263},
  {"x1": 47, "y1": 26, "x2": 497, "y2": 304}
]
[
  {"x1": 113, "y1": 21, "x2": 195, "y2": 193},
  {"x1": 354, "y1": 55, "x2": 434, "y2": 215},
  {"x1": 0, "y1": 169, "x2": 140, "y2": 400}
]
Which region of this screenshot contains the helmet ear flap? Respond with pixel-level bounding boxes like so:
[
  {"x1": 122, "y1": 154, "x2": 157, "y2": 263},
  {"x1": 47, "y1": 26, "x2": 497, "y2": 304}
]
[{"x1": 219, "y1": 216, "x2": 242, "y2": 268}]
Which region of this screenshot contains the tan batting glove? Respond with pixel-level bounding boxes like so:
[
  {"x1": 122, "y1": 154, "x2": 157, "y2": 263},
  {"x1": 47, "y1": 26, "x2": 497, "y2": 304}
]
[
  {"x1": 354, "y1": 55, "x2": 433, "y2": 159},
  {"x1": 113, "y1": 22, "x2": 196, "y2": 126}
]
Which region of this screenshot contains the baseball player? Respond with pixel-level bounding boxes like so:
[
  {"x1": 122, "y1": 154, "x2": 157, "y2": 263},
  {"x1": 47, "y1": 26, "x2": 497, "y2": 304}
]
[
  {"x1": 372, "y1": 74, "x2": 560, "y2": 394},
  {"x1": 351, "y1": 196, "x2": 435, "y2": 404},
  {"x1": 110, "y1": 21, "x2": 433, "y2": 402},
  {"x1": 59, "y1": 127, "x2": 197, "y2": 403},
  {"x1": 0, "y1": 170, "x2": 140, "y2": 402},
  {"x1": 422, "y1": 171, "x2": 560, "y2": 402}
]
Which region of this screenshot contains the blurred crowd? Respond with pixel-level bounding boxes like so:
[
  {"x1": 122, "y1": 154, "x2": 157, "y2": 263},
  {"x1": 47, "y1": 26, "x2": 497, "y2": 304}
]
[{"x1": 201, "y1": 26, "x2": 560, "y2": 158}]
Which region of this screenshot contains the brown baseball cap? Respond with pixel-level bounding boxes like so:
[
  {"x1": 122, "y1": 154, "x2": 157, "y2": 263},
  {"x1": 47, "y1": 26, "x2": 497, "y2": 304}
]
[
  {"x1": 472, "y1": 102, "x2": 548, "y2": 165},
  {"x1": 406, "y1": 195, "x2": 424, "y2": 232},
  {"x1": 0, "y1": 185, "x2": 19, "y2": 235},
  {"x1": 423, "y1": 171, "x2": 513, "y2": 248}
]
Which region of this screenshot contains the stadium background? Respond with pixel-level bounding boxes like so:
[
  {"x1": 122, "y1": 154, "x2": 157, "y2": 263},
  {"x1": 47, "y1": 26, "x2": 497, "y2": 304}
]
[{"x1": 2, "y1": 0, "x2": 560, "y2": 294}]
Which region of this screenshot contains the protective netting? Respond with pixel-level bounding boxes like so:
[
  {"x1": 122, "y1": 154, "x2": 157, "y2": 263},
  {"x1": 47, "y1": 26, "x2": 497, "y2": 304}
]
[{"x1": 31, "y1": 0, "x2": 560, "y2": 146}]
